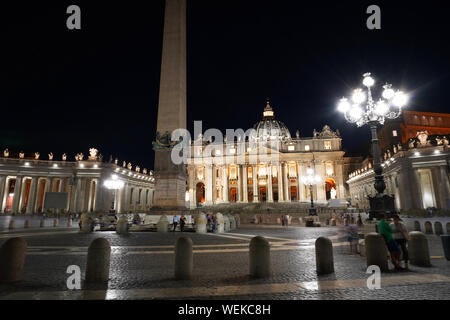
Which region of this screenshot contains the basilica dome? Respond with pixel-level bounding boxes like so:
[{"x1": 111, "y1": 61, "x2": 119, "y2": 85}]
[{"x1": 251, "y1": 99, "x2": 292, "y2": 142}]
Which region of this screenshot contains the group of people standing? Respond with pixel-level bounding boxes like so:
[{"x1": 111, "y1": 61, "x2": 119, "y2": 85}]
[
  {"x1": 206, "y1": 213, "x2": 217, "y2": 232},
  {"x1": 172, "y1": 214, "x2": 187, "y2": 232},
  {"x1": 378, "y1": 213, "x2": 409, "y2": 271}
]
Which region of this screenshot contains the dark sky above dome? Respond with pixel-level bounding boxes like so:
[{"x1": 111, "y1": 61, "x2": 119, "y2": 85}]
[{"x1": 1, "y1": 1, "x2": 450, "y2": 169}]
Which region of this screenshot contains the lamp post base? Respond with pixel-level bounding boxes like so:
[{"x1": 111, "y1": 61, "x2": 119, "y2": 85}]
[
  {"x1": 309, "y1": 208, "x2": 317, "y2": 216},
  {"x1": 368, "y1": 193, "x2": 396, "y2": 220}
]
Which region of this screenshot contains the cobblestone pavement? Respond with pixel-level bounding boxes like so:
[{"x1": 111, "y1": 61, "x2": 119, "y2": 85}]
[{"x1": 0, "y1": 224, "x2": 449, "y2": 300}]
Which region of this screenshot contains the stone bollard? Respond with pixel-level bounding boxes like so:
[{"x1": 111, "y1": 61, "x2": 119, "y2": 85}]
[
  {"x1": 365, "y1": 233, "x2": 389, "y2": 272},
  {"x1": 85, "y1": 238, "x2": 111, "y2": 283},
  {"x1": 249, "y1": 236, "x2": 271, "y2": 278},
  {"x1": 80, "y1": 214, "x2": 93, "y2": 233},
  {"x1": 53, "y1": 219, "x2": 58, "y2": 227},
  {"x1": 194, "y1": 213, "x2": 207, "y2": 234},
  {"x1": 67, "y1": 218, "x2": 72, "y2": 227},
  {"x1": 409, "y1": 231, "x2": 431, "y2": 267},
  {"x1": 157, "y1": 215, "x2": 169, "y2": 232},
  {"x1": 24, "y1": 220, "x2": 30, "y2": 228},
  {"x1": 0, "y1": 237, "x2": 27, "y2": 283},
  {"x1": 315, "y1": 237, "x2": 334, "y2": 275},
  {"x1": 40, "y1": 219, "x2": 44, "y2": 228},
  {"x1": 216, "y1": 213, "x2": 225, "y2": 233},
  {"x1": 223, "y1": 215, "x2": 230, "y2": 232},
  {"x1": 174, "y1": 237, "x2": 193, "y2": 280},
  {"x1": 331, "y1": 219, "x2": 336, "y2": 226},
  {"x1": 116, "y1": 215, "x2": 129, "y2": 234},
  {"x1": 8, "y1": 220, "x2": 14, "y2": 230}
]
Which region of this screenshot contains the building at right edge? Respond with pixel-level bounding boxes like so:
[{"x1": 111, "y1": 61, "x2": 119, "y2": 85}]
[{"x1": 346, "y1": 110, "x2": 450, "y2": 212}]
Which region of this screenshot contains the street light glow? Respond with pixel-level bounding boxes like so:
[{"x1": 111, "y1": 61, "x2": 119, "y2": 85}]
[
  {"x1": 338, "y1": 98, "x2": 350, "y2": 113},
  {"x1": 352, "y1": 88, "x2": 366, "y2": 104},
  {"x1": 392, "y1": 91, "x2": 408, "y2": 107}
]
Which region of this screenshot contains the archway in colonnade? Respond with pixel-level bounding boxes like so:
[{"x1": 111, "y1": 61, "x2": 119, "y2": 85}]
[
  {"x1": 414, "y1": 221, "x2": 421, "y2": 232},
  {"x1": 424, "y1": 221, "x2": 433, "y2": 234},
  {"x1": 4, "y1": 178, "x2": 15, "y2": 213},
  {"x1": 195, "y1": 182, "x2": 205, "y2": 205},
  {"x1": 434, "y1": 222, "x2": 443, "y2": 235}
]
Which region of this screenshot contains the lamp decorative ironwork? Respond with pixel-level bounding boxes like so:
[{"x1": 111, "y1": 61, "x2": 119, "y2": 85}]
[{"x1": 338, "y1": 73, "x2": 408, "y2": 220}]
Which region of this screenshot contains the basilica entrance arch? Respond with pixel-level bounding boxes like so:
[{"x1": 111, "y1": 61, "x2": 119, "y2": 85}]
[
  {"x1": 325, "y1": 178, "x2": 337, "y2": 200},
  {"x1": 230, "y1": 188, "x2": 237, "y2": 202},
  {"x1": 259, "y1": 187, "x2": 267, "y2": 202},
  {"x1": 196, "y1": 182, "x2": 205, "y2": 205}
]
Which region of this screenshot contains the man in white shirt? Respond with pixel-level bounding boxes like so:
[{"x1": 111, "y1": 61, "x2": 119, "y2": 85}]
[
  {"x1": 390, "y1": 214, "x2": 409, "y2": 270},
  {"x1": 173, "y1": 215, "x2": 180, "y2": 232}
]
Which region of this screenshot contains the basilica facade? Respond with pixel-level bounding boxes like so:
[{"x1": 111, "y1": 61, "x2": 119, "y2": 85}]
[{"x1": 186, "y1": 100, "x2": 346, "y2": 209}]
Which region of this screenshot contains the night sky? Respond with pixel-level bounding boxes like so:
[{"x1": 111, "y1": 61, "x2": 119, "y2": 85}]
[{"x1": 2, "y1": 1, "x2": 450, "y2": 169}]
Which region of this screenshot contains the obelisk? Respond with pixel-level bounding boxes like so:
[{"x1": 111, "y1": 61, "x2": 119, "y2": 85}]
[{"x1": 152, "y1": 0, "x2": 188, "y2": 213}]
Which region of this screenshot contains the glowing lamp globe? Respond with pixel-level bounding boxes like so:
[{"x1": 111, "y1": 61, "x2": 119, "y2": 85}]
[
  {"x1": 363, "y1": 75, "x2": 375, "y2": 87},
  {"x1": 338, "y1": 98, "x2": 350, "y2": 113},
  {"x1": 352, "y1": 89, "x2": 366, "y2": 104},
  {"x1": 375, "y1": 100, "x2": 389, "y2": 115},
  {"x1": 349, "y1": 106, "x2": 363, "y2": 121},
  {"x1": 382, "y1": 88, "x2": 395, "y2": 100}
]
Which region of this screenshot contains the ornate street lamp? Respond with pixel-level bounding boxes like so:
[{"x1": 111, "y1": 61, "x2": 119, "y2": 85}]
[
  {"x1": 338, "y1": 72, "x2": 408, "y2": 220},
  {"x1": 301, "y1": 168, "x2": 321, "y2": 216},
  {"x1": 104, "y1": 174, "x2": 125, "y2": 212}
]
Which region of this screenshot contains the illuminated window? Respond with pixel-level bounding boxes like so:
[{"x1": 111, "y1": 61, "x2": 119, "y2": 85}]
[
  {"x1": 272, "y1": 166, "x2": 277, "y2": 177},
  {"x1": 324, "y1": 141, "x2": 332, "y2": 150},
  {"x1": 288, "y1": 145, "x2": 295, "y2": 151},
  {"x1": 305, "y1": 145, "x2": 310, "y2": 151},
  {"x1": 288, "y1": 164, "x2": 297, "y2": 178},
  {"x1": 392, "y1": 130, "x2": 398, "y2": 137},
  {"x1": 230, "y1": 166, "x2": 237, "y2": 179},
  {"x1": 229, "y1": 148, "x2": 236, "y2": 155},
  {"x1": 326, "y1": 163, "x2": 333, "y2": 176},
  {"x1": 248, "y1": 167, "x2": 252, "y2": 179},
  {"x1": 196, "y1": 168, "x2": 204, "y2": 180}
]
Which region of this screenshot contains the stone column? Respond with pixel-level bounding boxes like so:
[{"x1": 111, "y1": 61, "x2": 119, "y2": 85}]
[
  {"x1": 0, "y1": 176, "x2": 6, "y2": 213},
  {"x1": 316, "y1": 161, "x2": 326, "y2": 201},
  {"x1": 237, "y1": 165, "x2": 242, "y2": 202},
  {"x1": 267, "y1": 165, "x2": 273, "y2": 203},
  {"x1": 75, "y1": 178, "x2": 85, "y2": 213},
  {"x1": 283, "y1": 162, "x2": 290, "y2": 202},
  {"x1": 440, "y1": 166, "x2": 450, "y2": 209},
  {"x1": 296, "y1": 162, "x2": 302, "y2": 201},
  {"x1": 277, "y1": 164, "x2": 284, "y2": 201},
  {"x1": 336, "y1": 160, "x2": 345, "y2": 199},
  {"x1": 26, "y1": 177, "x2": 38, "y2": 215},
  {"x1": 412, "y1": 169, "x2": 424, "y2": 209},
  {"x1": 188, "y1": 165, "x2": 196, "y2": 208},
  {"x1": 11, "y1": 176, "x2": 23, "y2": 214},
  {"x1": 205, "y1": 165, "x2": 213, "y2": 205},
  {"x1": 222, "y1": 166, "x2": 228, "y2": 202},
  {"x1": 243, "y1": 166, "x2": 248, "y2": 203},
  {"x1": 253, "y1": 166, "x2": 258, "y2": 202}
]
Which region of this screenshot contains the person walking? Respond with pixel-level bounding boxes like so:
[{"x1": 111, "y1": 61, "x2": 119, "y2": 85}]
[
  {"x1": 390, "y1": 214, "x2": 409, "y2": 270},
  {"x1": 173, "y1": 215, "x2": 179, "y2": 232},
  {"x1": 347, "y1": 224, "x2": 359, "y2": 254},
  {"x1": 206, "y1": 214, "x2": 211, "y2": 232},
  {"x1": 281, "y1": 215, "x2": 285, "y2": 226},
  {"x1": 378, "y1": 214, "x2": 404, "y2": 271},
  {"x1": 285, "y1": 214, "x2": 289, "y2": 227},
  {"x1": 212, "y1": 214, "x2": 217, "y2": 233},
  {"x1": 357, "y1": 214, "x2": 363, "y2": 227},
  {"x1": 180, "y1": 214, "x2": 186, "y2": 232}
]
